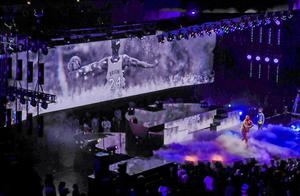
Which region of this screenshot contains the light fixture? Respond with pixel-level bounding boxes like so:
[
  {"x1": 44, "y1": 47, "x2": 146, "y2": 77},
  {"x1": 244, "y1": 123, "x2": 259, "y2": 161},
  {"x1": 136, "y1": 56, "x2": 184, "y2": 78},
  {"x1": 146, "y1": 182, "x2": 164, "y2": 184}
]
[
  {"x1": 246, "y1": 54, "x2": 252, "y2": 60},
  {"x1": 30, "y1": 98, "x2": 37, "y2": 107},
  {"x1": 264, "y1": 57, "x2": 270, "y2": 62},
  {"x1": 273, "y1": 58, "x2": 279, "y2": 64},
  {"x1": 41, "y1": 101, "x2": 48, "y2": 109},
  {"x1": 255, "y1": 56, "x2": 261, "y2": 61},
  {"x1": 20, "y1": 96, "x2": 26, "y2": 104}
]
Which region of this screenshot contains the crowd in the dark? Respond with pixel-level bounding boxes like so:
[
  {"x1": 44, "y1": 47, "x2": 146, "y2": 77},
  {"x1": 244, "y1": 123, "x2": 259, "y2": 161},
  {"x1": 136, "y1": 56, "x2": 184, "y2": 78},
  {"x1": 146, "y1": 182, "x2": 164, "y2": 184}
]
[{"x1": 104, "y1": 158, "x2": 300, "y2": 196}]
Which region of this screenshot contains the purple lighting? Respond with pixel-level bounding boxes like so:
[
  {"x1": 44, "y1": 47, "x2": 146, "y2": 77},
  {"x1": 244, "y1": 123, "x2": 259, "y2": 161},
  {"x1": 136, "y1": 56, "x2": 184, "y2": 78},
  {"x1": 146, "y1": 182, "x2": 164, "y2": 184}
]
[
  {"x1": 256, "y1": 56, "x2": 261, "y2": 61},
  {"x1": 246, "y1": 55, "x2": 252, "y2": 60},
  {"x1": 265, "y1": 57, "x2": 270, "y2": 62},
  {"x1": 274, "y1": 58, "x2": 279, "y2": 64}
]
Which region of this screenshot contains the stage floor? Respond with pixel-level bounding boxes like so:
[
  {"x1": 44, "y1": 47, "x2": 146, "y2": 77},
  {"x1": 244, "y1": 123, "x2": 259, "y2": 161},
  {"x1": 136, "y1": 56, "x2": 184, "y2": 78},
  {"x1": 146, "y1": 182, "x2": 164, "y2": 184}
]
[{"x1": 155, "y1": 122, "x2": 300, "y2": 164}]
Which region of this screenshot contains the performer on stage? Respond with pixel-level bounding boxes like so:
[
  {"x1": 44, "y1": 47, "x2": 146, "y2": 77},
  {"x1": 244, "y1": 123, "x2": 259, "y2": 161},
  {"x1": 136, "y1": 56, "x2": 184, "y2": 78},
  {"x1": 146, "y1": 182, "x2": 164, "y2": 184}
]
[
  {"x1": 241, "y1": 115, "x2": 253, "y2": 145},
  {"x1": 257, "y1": 107, "x2": 265, "y2": 130}
]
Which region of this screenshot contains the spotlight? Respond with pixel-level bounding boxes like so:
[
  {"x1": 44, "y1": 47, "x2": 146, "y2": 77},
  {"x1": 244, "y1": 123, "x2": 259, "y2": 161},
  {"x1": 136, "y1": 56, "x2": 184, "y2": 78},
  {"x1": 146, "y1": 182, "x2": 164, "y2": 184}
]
[
  {"x1": 228, "y1": 104, "x2": 232, "y2": 108},
  {"x1": 41, "y1": 44, "x2": 48, "y2": 55},
  {"x1": 275, "y1": 20, "x2": 281, "y2": 26},
  {"x1": 255, "y1": 56, "x2": 261, "y2": 61},
  {"x1": 183, "y1": 32, "x2": 189, "y2": 40},
  {"x1": 190, "y1": 31, "x2": 196, "y2": 38},
  {"x1": 20, "y1": 96, "x2": 26, "y2": 104},
  {"x1": 30, "y1": 98, "x2": 37, "y2": 107},
  {"x1": 157, "y1": 35, "x2": 165, "y2": 43},
  {"x1": 189, "y1": 10, "x2": 197, "y2": 16},
  {"x1": 41, "y1": 101, "x2": 48, "y2": 109},
  {"x1": 273, "y1": 58, "x2": 279, "y2": 64},
  {"x1": 8, "y1": 94, "x2": 15, "y2": 102},
  {"x1": 167, "y1": 33, "x2": 174, "y2": 42},
  {"x1": 281, "y1": 15, "x2": 287, "y2": 21},
  {"x1": 246, "y1": 54, "x2": 252, "y2": 60},
  {"x1": 18, "y1": 44, "x2": 25, "y2": 52},
  {"x1": 31, "y1": 44, "x2": 38, "y2": 53},
  {"x1": 264, "y1": 57, "x2": 270, "y2": 62},
  {"x1": 239, "y1": 111, "x2": 243, "y2": 116},
  {"x1": 27, "y1": 1, "x2": 31, "y2": 5}
]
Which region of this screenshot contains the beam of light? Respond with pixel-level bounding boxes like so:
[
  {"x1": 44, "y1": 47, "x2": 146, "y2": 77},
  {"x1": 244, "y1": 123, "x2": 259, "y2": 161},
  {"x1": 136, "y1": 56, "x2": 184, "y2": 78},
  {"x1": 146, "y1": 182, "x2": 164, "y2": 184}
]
[
  {"x1": 184, "y1": 155, "x2": 198, "y2": 164},
  {"x1": 211, "y1": 154, "x2": 224, "y2": 162}
]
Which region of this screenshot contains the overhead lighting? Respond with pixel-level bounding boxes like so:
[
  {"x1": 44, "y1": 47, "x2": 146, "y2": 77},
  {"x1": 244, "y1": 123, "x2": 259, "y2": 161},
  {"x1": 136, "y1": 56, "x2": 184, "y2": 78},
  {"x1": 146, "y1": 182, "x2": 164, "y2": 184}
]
[
  {"x1": 41, "y1": 101, "x2": 48, "y2": 109},
  {"x1": 273, "y1": 58, "x2": 279, "y2": 64},
  {"x1": 30, "y1": 98, "x2": 37, "y2": 107},
  {"x1": 264, "y1": 57, "x2": 270, "y2": 62},
  {"x1": 255, "y1": 56, "x2": 261, "y2": 61},
  {"x1": 246, "y1": 54, "x2": 252, "y2": 60}
]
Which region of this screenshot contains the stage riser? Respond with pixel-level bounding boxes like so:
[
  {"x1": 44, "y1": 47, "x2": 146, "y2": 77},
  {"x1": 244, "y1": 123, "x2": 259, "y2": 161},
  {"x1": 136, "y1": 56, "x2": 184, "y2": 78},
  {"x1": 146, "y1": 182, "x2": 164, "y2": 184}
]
[
  {"x1": 214, "y1": 111, "x2": 241, "y2": 131},
  {"x1": 163, "y1": 110, "x2": 217, "y2": 145}
]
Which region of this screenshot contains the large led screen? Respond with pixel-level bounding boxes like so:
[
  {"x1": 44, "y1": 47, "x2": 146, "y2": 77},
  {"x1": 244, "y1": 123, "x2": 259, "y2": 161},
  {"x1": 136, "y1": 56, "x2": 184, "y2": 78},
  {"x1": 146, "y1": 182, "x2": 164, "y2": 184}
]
[{"x1": 12, "y1": 32, "x2": 216, "y2": 114}]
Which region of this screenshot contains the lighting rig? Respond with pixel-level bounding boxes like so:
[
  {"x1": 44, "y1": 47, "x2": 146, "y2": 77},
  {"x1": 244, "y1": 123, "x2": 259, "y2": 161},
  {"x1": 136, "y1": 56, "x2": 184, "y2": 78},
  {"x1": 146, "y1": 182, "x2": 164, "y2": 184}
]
[
  {"x1": 156, "y1": 10, "x2": 294, "y2": 43},
  {"x1": 0, "y1": 9, "x2": 56, "y2": 135}
]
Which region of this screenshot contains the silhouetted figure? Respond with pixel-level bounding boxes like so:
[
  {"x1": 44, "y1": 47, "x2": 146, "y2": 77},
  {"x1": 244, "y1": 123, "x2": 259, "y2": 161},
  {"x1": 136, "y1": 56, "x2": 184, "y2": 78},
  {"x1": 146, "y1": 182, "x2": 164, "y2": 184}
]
[
  {"x1": 44, "y1": 174, "x2": 56, "y2": 196},
  {"x1": 72, "y1": 184, "x2": 80, "y2": 196},
  {"x1": 58, "y1": 182, "x2": 70, "y2": 196}
]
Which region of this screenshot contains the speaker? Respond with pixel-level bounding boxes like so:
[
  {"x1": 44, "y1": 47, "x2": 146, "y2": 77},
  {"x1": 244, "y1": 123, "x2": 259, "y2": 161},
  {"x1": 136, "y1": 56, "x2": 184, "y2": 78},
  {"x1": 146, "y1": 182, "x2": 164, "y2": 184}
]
[
  {"x1": 16, "y1": 59, "x2": 23, "y2": 81},
  {"x1": 27, "y1": 113, "x2": 33, "y2": 135},
  {"x1": 38, "y1": 63, "x2": 44, "y2": 85},
  {"x1": 6, "y1": 109, "x2": 12, "y2": 127},
  {"x1": 7, "y1": 57, "x2": 12, "y2": 79},
  {"x1": 37, "y1": 115, "x2": 44, "y2": 137},
  {"x1": 27, "y1": 61, "x2": 33, "y2": 83}
]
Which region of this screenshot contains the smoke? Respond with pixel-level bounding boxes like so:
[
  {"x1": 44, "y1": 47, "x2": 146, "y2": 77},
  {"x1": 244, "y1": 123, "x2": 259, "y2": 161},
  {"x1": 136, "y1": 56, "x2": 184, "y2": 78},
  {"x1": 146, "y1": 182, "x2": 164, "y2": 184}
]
[{"x1": 154, "y1": 124, "x2": 300, "y2": 164}]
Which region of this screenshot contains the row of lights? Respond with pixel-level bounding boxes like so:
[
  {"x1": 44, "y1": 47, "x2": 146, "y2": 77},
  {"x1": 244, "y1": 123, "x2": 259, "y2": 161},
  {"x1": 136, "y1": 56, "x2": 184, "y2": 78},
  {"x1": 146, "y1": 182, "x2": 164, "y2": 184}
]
[
  {"x1": 246, "y1": 55, "x2": 279, "y2": 64},
  {"x1": 6, "y1": 87, "x2": 56, "y2": 110},
  {"x1": 3, "y1": 39, "x2": 49, "y2": 55},
  {"x1": 157, "y1": 11, "x2": 293, "y2": 43}
]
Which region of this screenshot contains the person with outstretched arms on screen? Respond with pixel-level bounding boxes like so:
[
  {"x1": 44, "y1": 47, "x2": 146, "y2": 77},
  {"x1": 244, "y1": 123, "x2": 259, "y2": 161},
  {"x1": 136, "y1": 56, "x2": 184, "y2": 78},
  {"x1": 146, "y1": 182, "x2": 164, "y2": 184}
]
[{"x1": 67, "y1": 39, "x2": 158, "y2": 96}]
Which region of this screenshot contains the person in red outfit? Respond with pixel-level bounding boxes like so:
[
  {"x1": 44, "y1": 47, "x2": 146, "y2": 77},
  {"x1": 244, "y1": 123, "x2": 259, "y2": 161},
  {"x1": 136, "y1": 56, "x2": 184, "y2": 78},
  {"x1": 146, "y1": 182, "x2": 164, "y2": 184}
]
[{"x1": 241, "y1": 115, "x2": 253, "y2": 145}]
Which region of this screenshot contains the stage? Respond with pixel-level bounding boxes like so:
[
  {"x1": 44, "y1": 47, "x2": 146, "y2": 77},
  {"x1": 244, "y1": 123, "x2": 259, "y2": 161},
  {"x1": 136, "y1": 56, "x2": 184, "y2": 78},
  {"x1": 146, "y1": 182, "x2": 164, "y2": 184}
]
[{"x1": 155, "y1": 122, "x2": 300, "y2": 165}]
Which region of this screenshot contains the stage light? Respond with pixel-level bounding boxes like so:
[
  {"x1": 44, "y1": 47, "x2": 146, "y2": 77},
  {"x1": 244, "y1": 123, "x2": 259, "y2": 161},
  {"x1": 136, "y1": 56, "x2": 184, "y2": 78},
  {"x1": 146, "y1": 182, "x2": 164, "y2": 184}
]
[
  {"x1": 189, "y1": 10, "x2": 198, "y2": 16},
  {"x1": 228, "y1": 104, "x2": 232, "y2": 108},
  {"x1": 167, "y1": 33, "x2": 174, "y2": 42},
  {"x1": 157, "y1": 35, "x2": 165, "y2": 43},
  {"x1": 246, "y1": 55, "x2": 252, "y2": 60},
  {"x1": 20, "y1": 96, "x2": 26, "y2": 104},
  {"x1": 8, "y1": 94, "x2": 15, "y2": 102},
  {"x1": 264, "y1": 57, "x2": 270, "y2": 62},
  {"x1": 41, "y1": 44, "x2": 48, "y2": 55},
  {"x1": 184, "y1": 155, "x2": 198, "y2": 164},
  {"x1": 30, "y1": 98, "x2": 37, "y2": 107},
  {"x1": 27, "y1": 1, "x2": 31, "y2": 5},
  {"x1": 275, "y1": 20, "x2": 281, "y2": 26},
  {"x1": 255, "y1": 56, "x2": 261, "y2": 61},
  {"x1": 264, "y1": 18, "x2": 271, "y2": 25},
  {"x1": 190, "y1": 31, "x2": 196, "y2": 38},
  {"x1": 239, "y1": 111, "x2": 243, "y2": 116},
  {"x1": 211, "y1": 154, "x2": 224, "y2": 162},
  {"x1": 41, "y1": 101, "x2": 48, "y2": 109},
  {"x1": 281, "y1": 15, "x2": 287, "y2": 21},
  {"x1": 273, "y1": 58, "x2": 279, "y2": 64}
]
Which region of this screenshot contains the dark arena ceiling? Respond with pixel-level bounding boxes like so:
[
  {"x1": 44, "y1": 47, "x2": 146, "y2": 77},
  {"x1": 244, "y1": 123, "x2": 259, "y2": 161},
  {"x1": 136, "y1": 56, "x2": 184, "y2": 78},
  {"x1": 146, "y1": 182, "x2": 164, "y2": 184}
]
[{"x1": 0, "y1": 0, "x2": 295, "y2": 46}]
